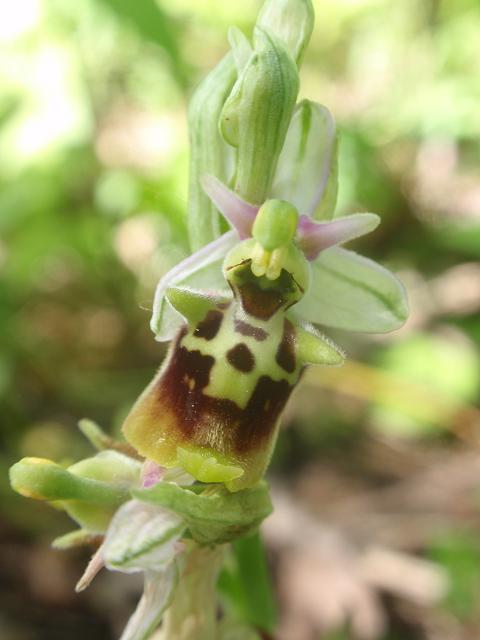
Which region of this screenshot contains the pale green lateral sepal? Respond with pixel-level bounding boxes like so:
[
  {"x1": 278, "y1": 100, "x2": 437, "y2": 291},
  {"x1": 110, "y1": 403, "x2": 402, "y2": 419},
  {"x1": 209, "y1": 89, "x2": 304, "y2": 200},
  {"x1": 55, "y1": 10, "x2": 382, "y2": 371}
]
[
  {"x1": 296, "y1": 322, "x2": 345, "y2": 366},
  {"x1": 257, "y1": 0, "x2": 314, "y2": 65},
  {"x1": 151, "y1": 231, "x2": 236, "y2": 341},
  {"x1": 272, "y1": 100, "x2": 338, "y2": 219},
  {"x1": 188, "y1": 53, "x2": 237, "y2": 250},
  {"x1": 133, "y1": 481, "x2": 273, "y2": 545},
  {"x1": 295, "y1": 246, "x2": 409, "y2": 332},
  {"x1": 220, "y1": 28, "x2": 299, "y2": 204},
  {"x1": 166, "y1": 287, "x2": 228, "y2": 328}
]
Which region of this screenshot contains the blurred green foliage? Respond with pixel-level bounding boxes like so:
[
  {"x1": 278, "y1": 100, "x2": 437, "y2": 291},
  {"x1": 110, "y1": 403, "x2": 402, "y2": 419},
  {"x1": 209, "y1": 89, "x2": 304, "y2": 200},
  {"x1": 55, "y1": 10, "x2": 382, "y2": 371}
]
[{"x1": 1, "y1": 0, "x2": 480, "y2": 638}]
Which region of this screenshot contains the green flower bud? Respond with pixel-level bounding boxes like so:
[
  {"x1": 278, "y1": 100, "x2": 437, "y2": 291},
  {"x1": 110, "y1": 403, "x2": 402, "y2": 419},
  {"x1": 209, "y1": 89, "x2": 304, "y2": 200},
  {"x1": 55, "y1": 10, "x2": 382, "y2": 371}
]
[
  {"x1": 257, "y1": 0, "x2": 314, "y2": 65},
  {"x1": 10, "y1": 452, "x2": 141, "y2": 533},
  {"x1": 220, "y1": 28, "x2": 299, "y2": 204}
]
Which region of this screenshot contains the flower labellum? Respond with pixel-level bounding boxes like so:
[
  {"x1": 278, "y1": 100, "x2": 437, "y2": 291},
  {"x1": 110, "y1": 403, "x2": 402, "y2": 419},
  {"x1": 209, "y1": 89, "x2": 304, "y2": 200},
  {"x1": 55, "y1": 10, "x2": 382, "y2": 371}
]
[{"x1": 122, "y1": 199, "x2": 344, "y2": 491}]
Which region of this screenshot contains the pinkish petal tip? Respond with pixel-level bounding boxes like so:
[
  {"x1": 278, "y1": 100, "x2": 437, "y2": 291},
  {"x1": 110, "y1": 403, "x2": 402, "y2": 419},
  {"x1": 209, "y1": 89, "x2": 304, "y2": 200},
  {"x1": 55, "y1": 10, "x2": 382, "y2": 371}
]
[
  {"x1": 201, "y1": 174, "x2": 258, "y2": 239},
  {"x1": 75, "y1": 546, "x2": 105, "y2": 592},
  {"x1": 297, "y1": 213, "x2": 380, "y2": 260},
  {"x1": 141, "y1": 460, "x2": 165, "y2": 488}
]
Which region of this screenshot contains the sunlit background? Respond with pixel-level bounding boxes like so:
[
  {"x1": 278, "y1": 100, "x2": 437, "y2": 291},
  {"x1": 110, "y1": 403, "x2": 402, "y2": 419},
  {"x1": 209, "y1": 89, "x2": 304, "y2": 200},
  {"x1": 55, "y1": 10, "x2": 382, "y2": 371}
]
[{"x1": 1, "y1": 0, "x2": 480, "y2": 638}]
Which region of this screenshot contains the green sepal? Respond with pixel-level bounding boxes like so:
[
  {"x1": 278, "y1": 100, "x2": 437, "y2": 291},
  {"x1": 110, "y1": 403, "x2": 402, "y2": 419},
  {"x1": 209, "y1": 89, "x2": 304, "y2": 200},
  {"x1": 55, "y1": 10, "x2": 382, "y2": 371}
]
[
  {"x1": 295, "y1": 246, "x2": 409, "y2": 332},
  {"x1": 220, "y1": 28, "x2": 299, "y2": 204},
  {"x1": 188, "y1": 53, "x2": 237, "y2": 250},
  {"x1": 272, "y1": 100, "x2": 338, "y2": 219},
  {"x1": 256, "y1": 0, "x2": 314, "y2": 65},
  {"x1": 132, "y1": 481, "x2": 273, "y2": 545},
  {"x1": 165, "y1": 286, "x2": 228, "y2": 328}
]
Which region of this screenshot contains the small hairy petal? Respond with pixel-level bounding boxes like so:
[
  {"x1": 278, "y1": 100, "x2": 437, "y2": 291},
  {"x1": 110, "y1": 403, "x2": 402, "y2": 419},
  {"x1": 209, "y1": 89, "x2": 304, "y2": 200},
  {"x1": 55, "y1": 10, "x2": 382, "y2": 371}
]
[
  {"x1": 296, "y1": 213, "x2": 380, "y2": 260},
  {"x1": 201, "y1": 175, "x2": 258, "y2": 239}
]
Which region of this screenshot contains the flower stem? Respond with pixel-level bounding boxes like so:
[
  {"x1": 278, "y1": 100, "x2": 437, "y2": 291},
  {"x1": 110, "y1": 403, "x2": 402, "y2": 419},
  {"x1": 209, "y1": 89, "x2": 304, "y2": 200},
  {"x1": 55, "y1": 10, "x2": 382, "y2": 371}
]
[{"x1": 156, "y1": 543, "x2": 227, "y2": 640}]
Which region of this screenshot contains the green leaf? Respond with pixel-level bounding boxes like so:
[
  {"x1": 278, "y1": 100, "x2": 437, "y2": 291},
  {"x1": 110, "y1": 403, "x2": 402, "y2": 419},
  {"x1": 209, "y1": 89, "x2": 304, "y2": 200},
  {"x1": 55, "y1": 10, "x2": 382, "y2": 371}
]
[
  {"x1": 133, "y1": 481, "x2": 273, "y2": 545},
  {"x1": 295, "y1": 247, "x2": 408, "y2": 332},
  {"x1": 230, "y1": 533, "x2": 277, "y2": 634},
  {"x1": 272, "y1": 100, "x2": 338, "y2": 218}
]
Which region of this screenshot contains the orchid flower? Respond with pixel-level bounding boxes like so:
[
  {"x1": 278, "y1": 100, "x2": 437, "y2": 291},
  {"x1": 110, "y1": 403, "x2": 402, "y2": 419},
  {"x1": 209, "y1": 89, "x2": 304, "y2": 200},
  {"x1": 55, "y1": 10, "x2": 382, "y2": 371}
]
[{"x1": 121, "y1": 105, "x2": 407, "y2": 492}]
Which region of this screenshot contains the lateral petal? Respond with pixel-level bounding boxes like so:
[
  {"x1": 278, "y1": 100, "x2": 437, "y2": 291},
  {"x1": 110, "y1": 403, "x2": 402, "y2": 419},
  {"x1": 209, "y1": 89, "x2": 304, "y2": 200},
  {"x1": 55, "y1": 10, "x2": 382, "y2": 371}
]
[{"x1": 296, "y1": 213, "x2": 380, "y2": 260}]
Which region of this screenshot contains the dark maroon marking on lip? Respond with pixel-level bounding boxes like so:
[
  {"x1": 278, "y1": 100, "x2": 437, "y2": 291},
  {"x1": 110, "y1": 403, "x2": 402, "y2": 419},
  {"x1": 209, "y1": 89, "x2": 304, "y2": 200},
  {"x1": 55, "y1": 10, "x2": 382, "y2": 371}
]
[
  {"x1": 227, "y1": 343, "x2": 255, "y2": 373},
  {"x1": 157, "y1": 337, "x2": 215, "y2": 437},
  {"x1": 233, "y1": 375, "x2": 293, "y2": 453},
  {"x1": 234, "y1": 318, "x2": 268, "y2": 341},
  {"x1": 276, "y1": 318, "x2": 296, "y2": 373},
  {"x1": 153, "y1": 330, "x2": 295, "y2": 455},
  {"x1": 193, "y1": 309, "x2": 223, "y2": 340},
  {"x1": 238, "y1": 282, "x2": 284, "y2": 320}
]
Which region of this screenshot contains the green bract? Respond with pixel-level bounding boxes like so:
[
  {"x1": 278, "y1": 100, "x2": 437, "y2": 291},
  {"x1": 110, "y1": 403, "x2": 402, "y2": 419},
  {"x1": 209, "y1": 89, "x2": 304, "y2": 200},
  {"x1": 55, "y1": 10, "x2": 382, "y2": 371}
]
[{"x1": 133, "y1": 481, "x2": 273, "y2": 544}]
